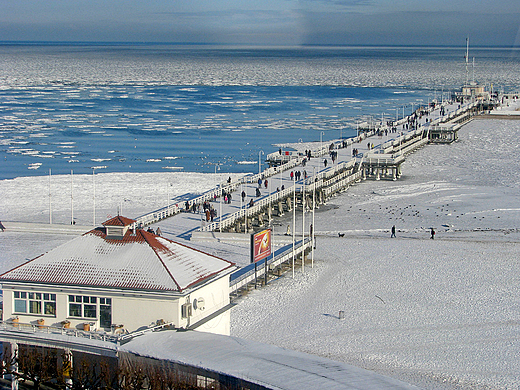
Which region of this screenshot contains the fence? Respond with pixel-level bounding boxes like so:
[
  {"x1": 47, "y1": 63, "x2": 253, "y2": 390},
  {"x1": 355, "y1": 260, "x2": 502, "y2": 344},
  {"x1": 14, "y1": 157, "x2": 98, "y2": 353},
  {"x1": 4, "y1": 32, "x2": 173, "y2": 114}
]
[
  {"x1": 229, "y1": 238, "x2": 312, "y2": 295},
  {"x1": 135, "y1": 157, "x2": 306, "y2": 228},
  {"x1": 0, "y1": 320, "x2": 176, "y2": 346}
]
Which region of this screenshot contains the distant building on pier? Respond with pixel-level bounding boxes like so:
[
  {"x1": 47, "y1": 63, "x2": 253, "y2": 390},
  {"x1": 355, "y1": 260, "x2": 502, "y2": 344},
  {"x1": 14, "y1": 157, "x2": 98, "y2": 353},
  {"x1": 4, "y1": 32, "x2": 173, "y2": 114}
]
[{"x1": 460, "y1": 81, "x2": 490, "y2": 102}]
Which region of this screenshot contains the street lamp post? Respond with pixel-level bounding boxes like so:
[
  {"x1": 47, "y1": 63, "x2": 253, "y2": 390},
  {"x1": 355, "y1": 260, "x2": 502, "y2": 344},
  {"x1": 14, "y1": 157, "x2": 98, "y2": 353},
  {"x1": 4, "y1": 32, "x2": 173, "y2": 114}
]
[
  {"x1": 320, "y1": 131, "x2": 324, "y2": 155},
  {"x1": 302, "y1": 181, "x2": 305, "y2": 273},
  {"x1": 258, "y1": 150, "x2": 264, "y2": 175},
  {"x1": 92, "y1": 168, "x2": 96, "y2": 227},
  {"x1": 312, "y1": 166, "x2": 316, "y2": 268},
  {"x1": 49, "y1": 168, "x2": 52, "y2": 225},
  {"x1": 70, "y1": 170, "x2": 74, "y2": 225},
  {"x1": 219, "y1": 184, "x2": 222, "y2": 233},
  {"x1": 292, "y1": 173, "x2": 296, "y2": 278}
]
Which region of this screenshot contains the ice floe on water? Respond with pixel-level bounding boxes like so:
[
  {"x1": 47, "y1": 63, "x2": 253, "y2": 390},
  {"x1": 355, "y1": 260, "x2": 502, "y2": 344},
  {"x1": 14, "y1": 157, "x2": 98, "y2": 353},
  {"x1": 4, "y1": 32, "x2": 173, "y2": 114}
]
[{"x1": 1, "y1": 115, "x2": 520, "y2": 390}]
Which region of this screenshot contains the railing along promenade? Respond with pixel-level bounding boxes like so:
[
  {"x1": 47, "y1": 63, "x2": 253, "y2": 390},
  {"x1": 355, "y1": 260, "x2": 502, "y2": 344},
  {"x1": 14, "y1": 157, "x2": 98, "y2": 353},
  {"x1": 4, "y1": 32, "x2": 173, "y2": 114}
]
[
  {"x1": 200, "y1": 160, "x2": 359, "y2": 232},
  {"x1": 135, "y1": 156, "x2": 307, "y2": 228},
  {"x1": 229, "y1": 238, "x2": 313, "y2": 295},
  {"x1": 0, "y1": 319, "x2": 175, "y2": 346},
  {"x1": 135, "y1": 99, "x2": 484, "y2": 231}
]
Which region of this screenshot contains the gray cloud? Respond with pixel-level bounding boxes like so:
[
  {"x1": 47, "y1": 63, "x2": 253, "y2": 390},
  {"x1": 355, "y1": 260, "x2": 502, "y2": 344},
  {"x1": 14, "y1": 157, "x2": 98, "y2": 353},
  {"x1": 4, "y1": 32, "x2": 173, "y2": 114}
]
[{"x1": 300, "y1": 10, "x2": 520, "y2": 46}]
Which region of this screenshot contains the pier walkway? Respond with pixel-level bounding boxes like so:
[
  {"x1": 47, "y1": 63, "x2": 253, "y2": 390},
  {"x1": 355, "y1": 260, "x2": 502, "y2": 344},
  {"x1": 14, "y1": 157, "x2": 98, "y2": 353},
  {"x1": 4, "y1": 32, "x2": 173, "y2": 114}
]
[
  {"x1": 0, "y1": 97, "x2": 495, "y2": 296},
  {"x1": 135, "y1": 97, "x2": 491, "y2": 294},
  {"x1": 141, "y1": 98, "x2": 485, "y2": 238}
]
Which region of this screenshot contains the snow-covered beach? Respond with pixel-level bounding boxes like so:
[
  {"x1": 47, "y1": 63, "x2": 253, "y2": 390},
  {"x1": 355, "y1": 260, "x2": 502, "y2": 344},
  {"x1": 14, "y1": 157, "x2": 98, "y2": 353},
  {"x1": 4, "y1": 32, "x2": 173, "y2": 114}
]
[{"x1": 1, "y1": 117, "x2": 520, "y2": 389}]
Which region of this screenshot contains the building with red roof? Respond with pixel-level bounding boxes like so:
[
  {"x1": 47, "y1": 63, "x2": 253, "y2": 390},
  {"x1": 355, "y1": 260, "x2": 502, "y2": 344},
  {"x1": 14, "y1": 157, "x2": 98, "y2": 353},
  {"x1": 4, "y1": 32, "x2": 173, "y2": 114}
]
[{"x1": 0, "y1": 216, "x2": 236, "y2": 335}]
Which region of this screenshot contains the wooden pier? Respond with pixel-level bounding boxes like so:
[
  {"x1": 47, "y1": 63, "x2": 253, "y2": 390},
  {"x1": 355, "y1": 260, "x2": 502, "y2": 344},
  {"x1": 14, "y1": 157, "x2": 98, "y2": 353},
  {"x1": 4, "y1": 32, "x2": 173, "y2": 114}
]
[
  {"x1": 133, "y1": 99, "x2": 490, "y2": 237},
  {"x1": 114, "y1": 97, "x2": 496, "y2": 296}
]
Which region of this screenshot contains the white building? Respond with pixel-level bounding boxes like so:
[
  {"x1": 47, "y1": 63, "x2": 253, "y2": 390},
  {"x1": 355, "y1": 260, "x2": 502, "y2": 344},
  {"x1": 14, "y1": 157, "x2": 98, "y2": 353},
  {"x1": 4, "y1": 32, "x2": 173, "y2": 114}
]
[{"x1": 0, "y1": 216, "x2": 236, "y2": 336}]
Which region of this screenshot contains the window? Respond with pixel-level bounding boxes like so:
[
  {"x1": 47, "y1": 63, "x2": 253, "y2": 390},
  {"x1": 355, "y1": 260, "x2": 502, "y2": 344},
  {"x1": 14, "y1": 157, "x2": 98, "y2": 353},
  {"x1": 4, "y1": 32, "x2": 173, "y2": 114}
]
[
  {"x1": 99, "y1": 298, "x2": 112, "y2": 328},
  {"x1": 13, "y1": 291, "x2": 56, "y2": 316},
  {"x1": 68, "y1": 295, "x2": 105, "y2": 319}
]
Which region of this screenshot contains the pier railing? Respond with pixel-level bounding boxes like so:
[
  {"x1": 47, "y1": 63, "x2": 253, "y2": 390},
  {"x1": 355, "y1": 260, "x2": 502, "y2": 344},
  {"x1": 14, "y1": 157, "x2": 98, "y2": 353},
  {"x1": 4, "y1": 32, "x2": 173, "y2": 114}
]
[
  {"x1": 0, "y1": 321, "x2": 120, "y2": 343},
  {"x1": 230, "y1": 238, "x2": 312, "y2": 295},
  {"x1": 323, "y1": 171, "x2": 363, "y2": 197},
  {"x1": 135, "y1": 157, "x2": 305, "y2": 227},
  {"x1": 136, "y1": 101, "x2": 479, "y2": 229},
  {"x1": 200, "y1": 160, "x2": 360, "y2": 232}
]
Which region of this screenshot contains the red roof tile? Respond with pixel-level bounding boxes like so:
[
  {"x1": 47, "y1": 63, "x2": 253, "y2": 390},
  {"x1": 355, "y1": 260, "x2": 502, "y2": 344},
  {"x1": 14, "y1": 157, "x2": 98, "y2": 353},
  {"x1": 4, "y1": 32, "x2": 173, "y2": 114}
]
[{"x1": 102, "y1": 215, "x2": 136, "y2": 227}]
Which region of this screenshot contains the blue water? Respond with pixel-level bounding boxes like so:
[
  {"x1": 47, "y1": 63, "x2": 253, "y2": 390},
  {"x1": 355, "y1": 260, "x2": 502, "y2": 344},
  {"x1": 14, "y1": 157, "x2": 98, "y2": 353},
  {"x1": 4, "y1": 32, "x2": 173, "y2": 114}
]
[{"x1": 1, "y1": 44, "x2": 518, "y2": 179}]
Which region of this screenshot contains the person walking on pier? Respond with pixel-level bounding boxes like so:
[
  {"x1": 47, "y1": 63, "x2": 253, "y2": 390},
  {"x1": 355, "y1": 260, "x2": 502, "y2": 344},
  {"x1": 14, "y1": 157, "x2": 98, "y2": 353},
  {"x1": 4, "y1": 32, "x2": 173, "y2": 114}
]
[
  {"x1": 430, "y1": 228, "x2": 435, "y2": 239},
  {"x1": 391, "y1": 225, "x2": 396, "y2": 238}
]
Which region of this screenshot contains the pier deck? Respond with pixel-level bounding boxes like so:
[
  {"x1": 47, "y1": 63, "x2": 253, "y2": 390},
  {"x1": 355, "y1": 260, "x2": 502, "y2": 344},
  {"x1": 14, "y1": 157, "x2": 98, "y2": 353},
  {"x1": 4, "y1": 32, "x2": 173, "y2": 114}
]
[{"x1": 140, "y1": 98, "x2": 485, "y2": 239}]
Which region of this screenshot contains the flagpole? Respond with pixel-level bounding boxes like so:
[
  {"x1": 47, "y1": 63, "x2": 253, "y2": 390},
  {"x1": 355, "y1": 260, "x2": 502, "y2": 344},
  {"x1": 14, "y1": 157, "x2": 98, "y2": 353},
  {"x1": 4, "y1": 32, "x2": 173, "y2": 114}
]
[
  {"x1": 92, "y1": 168, "x2": 96, "y2": 227},
  {"x1": 302, "y1": 181, "x2": 305, "y2": 273},
  {"x1": 71, "y1": 170, "x2": 74, "y2": 225},
  {"x1": 312, "y1": 167, "x2": 315, "y2": 268},
  {"x1": 49, "y1": 168, "x2": 52, "y2": 224},
  {"x1": 292, "y1": 174, "x2": 296, "y2": 278}
]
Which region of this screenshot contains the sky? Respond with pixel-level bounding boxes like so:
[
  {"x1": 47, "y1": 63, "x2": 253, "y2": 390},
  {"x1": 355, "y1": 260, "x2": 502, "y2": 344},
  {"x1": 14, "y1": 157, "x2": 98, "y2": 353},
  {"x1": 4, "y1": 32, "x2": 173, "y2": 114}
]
[{"x1": 1, "y1": 0, "x2": 520, "y2": 47}]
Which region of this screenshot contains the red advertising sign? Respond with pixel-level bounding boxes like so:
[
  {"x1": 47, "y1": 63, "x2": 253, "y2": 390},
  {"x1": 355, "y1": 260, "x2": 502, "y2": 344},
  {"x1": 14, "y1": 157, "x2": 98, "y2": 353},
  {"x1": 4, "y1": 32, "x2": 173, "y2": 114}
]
[{"x1": 251, "y1": 229, "x2": 272, "y2": 263}]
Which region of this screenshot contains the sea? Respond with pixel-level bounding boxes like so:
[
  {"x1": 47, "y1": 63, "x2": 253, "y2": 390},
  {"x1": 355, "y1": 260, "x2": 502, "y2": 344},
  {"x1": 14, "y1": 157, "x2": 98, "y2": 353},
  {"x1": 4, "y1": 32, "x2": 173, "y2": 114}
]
[{"x1": 1, "y1": 44, "x2": 519, "y2": 180}]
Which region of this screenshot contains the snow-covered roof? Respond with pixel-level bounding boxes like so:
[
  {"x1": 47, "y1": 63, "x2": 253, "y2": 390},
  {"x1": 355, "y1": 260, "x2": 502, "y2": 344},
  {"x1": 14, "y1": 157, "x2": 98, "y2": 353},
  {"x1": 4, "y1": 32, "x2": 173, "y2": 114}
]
[
  {"x1": 122, "y1": 330, "x2": 420, "y2": 390},
  {"x1": 0, "y1": 221, "x2": 235, "y2": 293}
]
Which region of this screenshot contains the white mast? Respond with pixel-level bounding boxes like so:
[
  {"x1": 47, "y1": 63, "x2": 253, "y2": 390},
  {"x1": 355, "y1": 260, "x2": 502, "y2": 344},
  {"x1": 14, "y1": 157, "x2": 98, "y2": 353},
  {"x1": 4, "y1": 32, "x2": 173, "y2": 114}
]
[
  {"x1": 465, "y1": 36, "x2": 470, "y2": 87},
  {"x1": 70, "y1": 170, "x2": 74, "y2": 225},
  {"x1": 472, "y1": 57, "x2": 475, "y2": 84},
  {"x1": 49, "y1": 168, "x2": 52, "y2": 224}
]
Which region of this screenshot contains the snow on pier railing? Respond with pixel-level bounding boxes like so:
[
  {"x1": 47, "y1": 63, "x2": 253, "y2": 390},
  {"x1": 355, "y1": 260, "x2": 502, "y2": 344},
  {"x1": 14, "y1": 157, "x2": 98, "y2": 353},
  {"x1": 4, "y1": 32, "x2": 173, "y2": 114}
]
[
  {"x1": 137, "y1": 101, "x2": 480, "y2": 229},
  {"x1": 135, "y1": 158, "x2": 305, "y2": 228},
  {"x1": 229, "y1": 238, "x2": 312, "y2": 295},
  {"x1": 201, "y1": 160, "x2": 359, "y2": 233}
]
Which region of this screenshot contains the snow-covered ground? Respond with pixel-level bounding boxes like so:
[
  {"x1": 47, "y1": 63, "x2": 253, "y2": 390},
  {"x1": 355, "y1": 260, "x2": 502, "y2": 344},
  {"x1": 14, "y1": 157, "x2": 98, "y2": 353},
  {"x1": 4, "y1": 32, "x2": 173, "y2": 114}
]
[
  {"x1": 231, "y1": 118, "x2": 520, "y2": 390},
  {"x1": 1, "y1": 118, "x2": 520, "y2": 389}
]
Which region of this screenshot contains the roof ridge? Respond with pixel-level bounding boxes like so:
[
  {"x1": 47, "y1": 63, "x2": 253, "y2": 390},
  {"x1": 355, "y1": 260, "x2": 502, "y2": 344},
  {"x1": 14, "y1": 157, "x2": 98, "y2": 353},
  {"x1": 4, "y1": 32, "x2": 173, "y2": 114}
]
[
  {"x1": 103, "y1": 215, "x2": 136, "y2": 227},
  {"x1": 139, "y1": 230, "x2": 184, "y2": 292}
]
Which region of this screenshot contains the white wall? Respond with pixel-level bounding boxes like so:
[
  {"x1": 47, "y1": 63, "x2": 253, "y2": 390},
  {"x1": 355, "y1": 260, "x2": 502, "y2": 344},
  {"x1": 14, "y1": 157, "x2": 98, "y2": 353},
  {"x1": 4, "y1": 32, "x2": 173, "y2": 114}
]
[
  {"x1": 187, "y1": 275, "x2": 231, "y2": 335},
  {"x1": 111, "y1": 295, "x2": 179, "y2": 331},
  {"x1": 1, "y1": 273, "x2": 232, "y2": 335}
]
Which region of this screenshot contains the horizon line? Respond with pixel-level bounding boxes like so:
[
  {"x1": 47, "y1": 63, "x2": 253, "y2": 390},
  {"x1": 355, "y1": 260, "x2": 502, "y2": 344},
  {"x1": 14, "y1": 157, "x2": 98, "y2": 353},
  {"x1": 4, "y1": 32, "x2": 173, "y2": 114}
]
[{"x1": 0, "y1": 41, "x2": 518, "y2": 50}]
